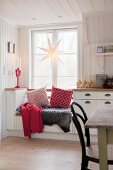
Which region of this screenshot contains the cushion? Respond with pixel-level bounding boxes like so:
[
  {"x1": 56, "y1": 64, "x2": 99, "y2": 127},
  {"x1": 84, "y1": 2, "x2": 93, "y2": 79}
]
[
  {"x1": 27, "y1": 88, "x2": 49, "y2": 107},
  {"x1": 50, "y1": 87, "x2": 73, "y2": 108}
]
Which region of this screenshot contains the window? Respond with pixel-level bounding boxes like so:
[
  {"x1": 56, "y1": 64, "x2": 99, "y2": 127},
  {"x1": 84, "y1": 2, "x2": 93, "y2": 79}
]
[{"x1": 31, "y1": 28, "x2": 78, "y2": 89}]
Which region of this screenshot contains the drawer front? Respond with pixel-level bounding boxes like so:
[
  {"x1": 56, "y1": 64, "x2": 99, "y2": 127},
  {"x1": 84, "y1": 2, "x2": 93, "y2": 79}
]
[
  {"x1": 74, "y1": 92, "x2": 82, "y2": 100},
  {"x1": 97, "y1": 100, "x2": 113, "y2": 106},
  {"x1": 82, "y1": 92, "x2": 97, "y2": 99},
  {"x1": 82, "y1": 100, "x2": 97, "y2": 117},
  {"x1": 74, "y1": 91, "x2": 97, "y2": 100},
  {"x1": 96, "y1": 92, "x2": 113, "y2": 100}
]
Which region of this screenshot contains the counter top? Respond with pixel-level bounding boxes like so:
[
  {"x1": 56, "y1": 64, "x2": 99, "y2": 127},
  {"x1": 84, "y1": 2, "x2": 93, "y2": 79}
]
[
  {"x1": 73, "y1": 88, "x2": 113, "y2": 91},
  {"x1": 5, "y1": 87, "x2": 27, "y2": 91},
  {"x1": 5, "y1": 87, "x2": 113, "y2": 92}
]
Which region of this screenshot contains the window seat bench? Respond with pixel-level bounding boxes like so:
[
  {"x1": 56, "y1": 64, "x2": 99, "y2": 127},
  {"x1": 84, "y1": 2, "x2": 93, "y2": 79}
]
[{"x1": 5, "y1": 88, "x2": 76, "y2": 141}]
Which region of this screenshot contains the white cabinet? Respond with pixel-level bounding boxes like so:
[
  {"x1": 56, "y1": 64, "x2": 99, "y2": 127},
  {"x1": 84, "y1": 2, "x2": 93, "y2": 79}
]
[
  {"x1": 6, "y1": 88, "x2": 113, "y2": 138},
  {"x1": 73, "y1": 90, "x2": 113, "y2": 135},
  {"x1": 5, "y1": 88, "x2": 27, "y2": 130},
  {"x1": 81, "y1": 100, "x2": 97, "y2": 117},
  {"x1": 6, "y1": 91, "x2": 15, "y2": 130}
]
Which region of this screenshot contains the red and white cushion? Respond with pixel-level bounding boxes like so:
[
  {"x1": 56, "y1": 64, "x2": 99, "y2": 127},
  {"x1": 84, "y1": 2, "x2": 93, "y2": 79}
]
[
  {"x1": 27, "y1": 88, "x2": 49, "y2": 107},
  {"x1": 50, "y1": 87, "x2": 73, "y2": 108}
]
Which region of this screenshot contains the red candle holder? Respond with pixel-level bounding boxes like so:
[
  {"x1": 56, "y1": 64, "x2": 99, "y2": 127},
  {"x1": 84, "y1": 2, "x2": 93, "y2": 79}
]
[{"x1": 15, "y1": 68, "x2": 21, "y2": 88}]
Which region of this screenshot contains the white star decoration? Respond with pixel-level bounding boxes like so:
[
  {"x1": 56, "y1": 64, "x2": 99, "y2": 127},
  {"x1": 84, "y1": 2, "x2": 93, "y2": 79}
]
[{"x1": 38, "y1": 37, "x2": 61, "y2": 62}]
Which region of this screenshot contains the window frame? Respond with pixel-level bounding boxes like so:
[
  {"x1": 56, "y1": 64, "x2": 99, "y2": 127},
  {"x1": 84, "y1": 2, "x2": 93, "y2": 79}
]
[{"x1": 31, "y1": 27, "x2": 79, "y2": 89}]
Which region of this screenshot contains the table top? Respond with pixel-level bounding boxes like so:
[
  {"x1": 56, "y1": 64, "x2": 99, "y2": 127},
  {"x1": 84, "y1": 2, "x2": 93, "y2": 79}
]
[{"x1": 85, "y1": 105, "x2": 113, "y2": 128}]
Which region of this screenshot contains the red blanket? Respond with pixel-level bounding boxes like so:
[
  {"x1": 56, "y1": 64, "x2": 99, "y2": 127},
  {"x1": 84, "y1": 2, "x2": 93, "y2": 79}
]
[{"x1": 21, "y1": 103, "x2": 43, "y2": 139}]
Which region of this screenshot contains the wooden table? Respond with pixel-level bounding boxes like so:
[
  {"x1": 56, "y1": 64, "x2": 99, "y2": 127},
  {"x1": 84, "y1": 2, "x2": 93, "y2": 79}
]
[{"x1": 85, "y1": 105, "x2": 113, "y2": 170}]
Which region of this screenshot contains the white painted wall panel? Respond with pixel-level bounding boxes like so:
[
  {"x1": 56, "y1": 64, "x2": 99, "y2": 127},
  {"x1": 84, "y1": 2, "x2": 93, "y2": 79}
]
[
  {"x1": 106, "y1": 0, "x2": 113, "y2": 11},
  {"x1": 19, "y1": 28, "x2": 31, "y2": 88},
  {"x1": 83, "y1": 44, "x2": 91, "y2": 80},
  {"x1": 93, "y1": 16, "x2": 100, "y2": 44},
  {"x1": 77, "y1": 0, "x2": 93, "y2": 13},
  {"x1": 90, "y1": 44, "x2": 97, "y2": 81},
  {"x1": 98, "y1": 15, "x2": 105, "y2": 43},
  {"x1": 92, "y1": 0, "x2": 105, "y2": 12},
  {"x1": 83, "y1": 17, "x2": 88, "y2": 44},
  {"x1": 83, "y1": 14, "x2": 113, "y2": 81},
  {"x1": 0, "y1": 18, "x2": 18, "y2": 138}
]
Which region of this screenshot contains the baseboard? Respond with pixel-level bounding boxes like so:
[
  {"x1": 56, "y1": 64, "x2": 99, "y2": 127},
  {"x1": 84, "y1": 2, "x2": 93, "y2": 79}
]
[
  {"x1": 6, "y1": 130, "x2": 98, "y2": 142},
  {"x1": 1, "y1": 130, "x2": 8, "y2": 140},
  {"x1": 7, "y1": 130, "x2": 78, "y2": 141}
]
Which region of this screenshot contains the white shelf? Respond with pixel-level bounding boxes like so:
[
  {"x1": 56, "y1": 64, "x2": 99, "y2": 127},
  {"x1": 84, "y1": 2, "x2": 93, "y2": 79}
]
[{"x1": 96, "y1": 52, "x2": 113, "y2": 56}]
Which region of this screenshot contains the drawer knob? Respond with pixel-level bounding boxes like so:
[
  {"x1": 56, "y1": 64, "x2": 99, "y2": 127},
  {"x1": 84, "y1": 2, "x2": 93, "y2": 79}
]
[
  {"x1": 85, "y1": 101, "x2": 91, "y2": 104},
  {"x1": 105, "y1": 101, "x2": 111, "y2": 104},
  {"x1": 105, "y1": 94, "x2": 111, "y2": 97},
  {"x1": 85, "y1": 93, "x2": 91, "y2": 96}
]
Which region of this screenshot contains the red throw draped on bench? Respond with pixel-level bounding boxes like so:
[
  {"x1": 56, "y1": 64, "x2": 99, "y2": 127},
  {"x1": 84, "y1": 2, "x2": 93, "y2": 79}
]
[{"x1": 21, "y1": 103, "x2": 43, "y2": 139}]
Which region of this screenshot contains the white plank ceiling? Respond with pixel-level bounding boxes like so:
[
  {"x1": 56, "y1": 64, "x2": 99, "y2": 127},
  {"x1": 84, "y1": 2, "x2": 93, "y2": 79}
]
[{"x1": 0, "y1": 0, "x2": 113, "y2": 26}]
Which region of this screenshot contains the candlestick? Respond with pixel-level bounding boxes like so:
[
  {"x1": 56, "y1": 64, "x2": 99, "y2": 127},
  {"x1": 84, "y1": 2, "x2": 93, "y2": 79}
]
[{"x1": 15, "y1": 68, "x2": 21, "y2": 88}]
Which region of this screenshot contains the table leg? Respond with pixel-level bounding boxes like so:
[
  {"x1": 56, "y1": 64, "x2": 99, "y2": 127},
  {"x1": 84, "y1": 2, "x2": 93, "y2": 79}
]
[{"x1": 98, "y1": 128, "x2": 108, "y2": 170}]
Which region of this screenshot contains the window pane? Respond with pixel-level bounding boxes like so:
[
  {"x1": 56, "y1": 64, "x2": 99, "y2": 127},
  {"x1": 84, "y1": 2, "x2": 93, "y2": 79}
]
[
  {"x1": 31, "y1": 31, "x2": 52, "y2": 88},
  {"x1": 32, "y1": 32, "x2": 52, "y2": 55},
  {"x1": 57, "y1": 77, "x2": 77, "y2": 89},
  {"x1": 57, "y1": 54, "x2": 77, "y2": 76},
  {"x1": 33, "y1": 77, "x2": 52, "y2": 89},
  {"x1": 33, "y1": 55, "x2": 52, "y2": 77},
  {"x1": 57, "y1": 31, "x2": 77, "y2": 53},
  {"x1": 57, "y1": 30, "x2": 78, "y2": 89}
]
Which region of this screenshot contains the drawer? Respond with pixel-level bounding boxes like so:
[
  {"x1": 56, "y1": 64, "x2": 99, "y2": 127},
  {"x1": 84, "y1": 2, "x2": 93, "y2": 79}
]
[
  {"x1": 82, "y1": 92, "x2": 97, "y2": 99},
  {"x1": 74, "y1": 92, "x2": 82, "y2": 100},
  {"x1": 97, "y1": 100, "x2": 113, "y2": 106},
  {"x1": 74, "y1": 91, "x2": 97, "y2": 100},
  {"x1": 96, "y1": 92, "x2": 113, "y2": 100}
]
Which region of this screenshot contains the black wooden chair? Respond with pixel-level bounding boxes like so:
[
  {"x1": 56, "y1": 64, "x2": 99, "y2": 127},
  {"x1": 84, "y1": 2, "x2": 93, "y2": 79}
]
[{"x1": 71, "y1": 102, "x2": 113, "y2": 170}]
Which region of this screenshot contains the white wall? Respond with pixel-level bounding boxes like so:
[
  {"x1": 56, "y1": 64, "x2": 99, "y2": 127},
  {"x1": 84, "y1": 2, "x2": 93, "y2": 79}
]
[
  {"x1": 0, "y1": 18, "x2": 19, "y2": 139},
  {"x1": 18, "y1": 28, "x2": 31, "y2": 88},
  {"x1": 82, "y1": 13, "x2": 113, "y2": 81}
]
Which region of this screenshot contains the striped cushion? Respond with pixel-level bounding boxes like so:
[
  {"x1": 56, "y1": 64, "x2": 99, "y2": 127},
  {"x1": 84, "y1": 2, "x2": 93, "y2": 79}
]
[
  {"x1": 27, "y1": 88, "x2": 49, "y2": 107},
  {"x1": 50, "y1": 87, "x2": 73, "y2": 108}
]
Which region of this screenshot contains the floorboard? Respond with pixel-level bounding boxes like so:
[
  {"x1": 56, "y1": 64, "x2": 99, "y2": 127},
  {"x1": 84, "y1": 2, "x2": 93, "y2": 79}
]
[{"x1": 0, "y1": 137, "x2": 112, "y2": 170}]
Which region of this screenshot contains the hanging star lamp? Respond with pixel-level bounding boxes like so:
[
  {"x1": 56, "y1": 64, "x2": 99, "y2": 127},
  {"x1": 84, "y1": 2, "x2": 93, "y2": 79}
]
[{"x1": 38, "y1": 37, "x2": 61, "y2": 61}]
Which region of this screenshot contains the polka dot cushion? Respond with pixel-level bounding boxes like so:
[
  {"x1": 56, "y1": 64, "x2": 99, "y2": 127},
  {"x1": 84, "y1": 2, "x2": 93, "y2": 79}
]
[
  {"x1": 27, "y1": 88, "x2": 49, "y2": 107},
  {"x1": 50, "y1": 87, "x2": 73, "y2": 108}
]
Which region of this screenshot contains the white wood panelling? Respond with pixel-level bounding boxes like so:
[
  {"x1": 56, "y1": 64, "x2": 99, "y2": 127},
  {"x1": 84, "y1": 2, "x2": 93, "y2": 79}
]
[
  {"x1": 91, "y1": 0, "x2": 105, "y2": 12},
  {"x1": 18, "y1": 28, "x2": 31, "y2": 88},
  {"x1": 0, "y1": 0, "x2": 82, "y2": 26},
  {"x1": 0, "y1": 0, "x2": 113, "y2": 26},
  {"x1": 82, "y1": 13, "x2": 113, "y2": 81},
  {"x1": 66, "y1": 0, "x2": 82, "y2": 19},
  {"x1": 0, "y1": 19, "x2": 18, "y2": 88},
  {"x1": 77, "y1": 0, "x2": 93, "y2": 13},
  {"x1": 0, "y1": 19, "x2": 18, "y2": 139},
  {"x1": 85, "y1": 13, "x2": 113, "y2": 44},
  {"x1": 106, "y1": 0, "x2": 113, "y2": 11}
]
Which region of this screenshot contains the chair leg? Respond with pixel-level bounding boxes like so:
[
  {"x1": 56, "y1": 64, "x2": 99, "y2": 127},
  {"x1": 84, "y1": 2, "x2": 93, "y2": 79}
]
[{"x1": 81, "y1": 157, "x2": 89, "y2": 170}]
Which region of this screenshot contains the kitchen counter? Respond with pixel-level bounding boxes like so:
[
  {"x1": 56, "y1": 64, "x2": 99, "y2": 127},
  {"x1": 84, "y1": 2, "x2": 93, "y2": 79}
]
[{"x1": 73, "y1": 88, "x2": 113, "y2": 91}]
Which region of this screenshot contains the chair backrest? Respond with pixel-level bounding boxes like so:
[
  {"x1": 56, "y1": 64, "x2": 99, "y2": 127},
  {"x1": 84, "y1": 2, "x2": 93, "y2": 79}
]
[{"x1": 71, "y1": 102, "x2": 90, "y2": 157}]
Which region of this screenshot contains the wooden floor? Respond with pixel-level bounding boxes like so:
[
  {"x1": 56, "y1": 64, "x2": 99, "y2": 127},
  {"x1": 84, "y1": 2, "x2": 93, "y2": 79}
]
[{"x1": 0, "y1": 137, "x2": 112, "y2": 170}]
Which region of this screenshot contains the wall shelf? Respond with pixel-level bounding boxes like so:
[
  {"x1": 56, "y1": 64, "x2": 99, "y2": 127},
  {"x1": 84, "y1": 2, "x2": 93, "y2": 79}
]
[{"x1": 96, "y1": 52, "x2": 113, "y2": 56}]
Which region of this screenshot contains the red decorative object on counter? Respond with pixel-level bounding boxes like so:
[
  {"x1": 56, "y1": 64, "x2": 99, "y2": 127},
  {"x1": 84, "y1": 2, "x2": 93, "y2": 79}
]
[{"x1": 15, "y1": 68, "x2": 21, "y2": 88}]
